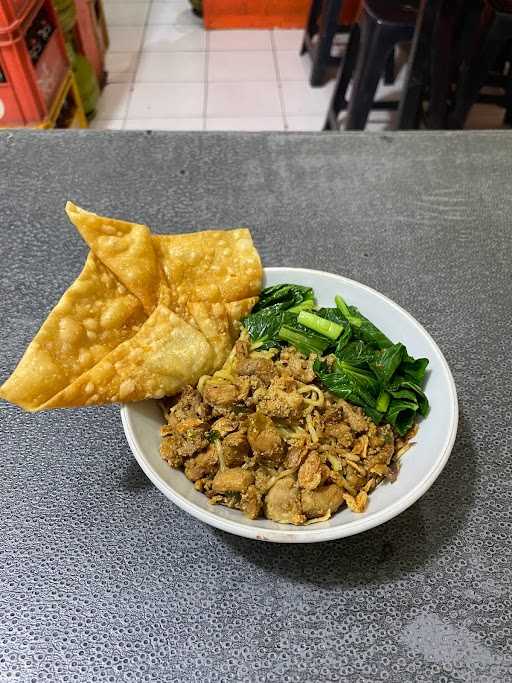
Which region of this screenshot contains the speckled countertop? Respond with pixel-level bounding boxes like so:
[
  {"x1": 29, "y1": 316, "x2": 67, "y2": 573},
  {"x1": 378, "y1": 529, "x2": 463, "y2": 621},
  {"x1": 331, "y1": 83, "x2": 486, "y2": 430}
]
[{"x1": 0, "y1": 131, "x2": 510, "y2": 683}]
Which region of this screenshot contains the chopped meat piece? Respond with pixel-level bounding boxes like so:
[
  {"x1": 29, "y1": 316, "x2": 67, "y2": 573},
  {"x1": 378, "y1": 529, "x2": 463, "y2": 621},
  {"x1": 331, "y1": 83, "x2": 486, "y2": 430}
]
[
  {"x1": 280, "y1": 347, "x2": 315, "y2": 383},
  {"x1": 284, "y1": 443, "x2": 309, "y2": 469},
  {"x1": 264, "y1": 476, "x2": 305, "y2": 525},
  {"x1": 366, "y1": 425, "x2": 394, "y2": 467},
  {"x1": 211, "y1": 416, "x2": 239, "y2": 436},
  {"x1": 297, "y1": 452, "x2": 323, "y2": 490},
  {"x1": 247, "y1": 412, "x2": 284, "y2": 465},
  {"x1": 240, "y1": 485, "x2": 262, "y2": 519},
  {"x1": 339, "y1": 400, "x2": 368, "y2": 433},
  {"x1": 235, "y1": 356, "x2": 277, "y2": 386},
  {"x1": 184, "y1": 446, "x2": 218, "y2": 482},
  {"x1": 160, "y1": 426, "x2": 208, "y2": 468},
  {"x1": 234, "y1": 338, "x2": 251, "y2": 359},
  {"x1": 254, "y1": 466, "x2": 279, "y2": 492},
  {"x1": 255, "y1": 376, "x2": 303, "y2": 421},
  {"x1": 324, "y1": 421, "x2": 354, "y2": 448},
  {"x1": 212, "y1": 467, "x2": 254, "y2": 493},
  {"x1": 167, "y1": 385, "x2": 209, "y2": 429},
  {"x1": 301, "y1": 484, "x2": 345, "y2": 519},
  {"x1": 222, "y1": 431, "x2": 250, "y2": 467},
  {"x1": 203, "y1": 382, "x2": 238, "y2": 408}
]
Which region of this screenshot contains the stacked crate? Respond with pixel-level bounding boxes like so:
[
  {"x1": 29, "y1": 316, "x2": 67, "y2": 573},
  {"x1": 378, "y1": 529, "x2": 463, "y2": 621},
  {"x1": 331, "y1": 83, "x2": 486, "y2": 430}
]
[
  {"x1": 0, "y1": 0, "x2": 86, "y2": 127},
  {"x1": 74, "y1": 0, "x2": 107, "y2": 86}
]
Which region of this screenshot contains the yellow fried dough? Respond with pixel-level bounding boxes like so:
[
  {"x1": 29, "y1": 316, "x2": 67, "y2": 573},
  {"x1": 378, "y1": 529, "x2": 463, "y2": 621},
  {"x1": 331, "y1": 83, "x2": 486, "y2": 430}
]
[
  {"x1": 0, "y1": 253, "x2": 146, "y2": 411},
  {"x1": 187, "y1": 302, "x2": 233, "y2": 369},
  {"x1": 66, "y1": 202, "x2": 160, "y2": 314},
  {"x1": 154, "y1": 230, "x2": 262, "y2": 314},
  {"x1": 40, "y1": 305, "x2": 215, "y2": 409},
  {"x1": 0, "y1": 203, "x2": 262, "y2": 411}
]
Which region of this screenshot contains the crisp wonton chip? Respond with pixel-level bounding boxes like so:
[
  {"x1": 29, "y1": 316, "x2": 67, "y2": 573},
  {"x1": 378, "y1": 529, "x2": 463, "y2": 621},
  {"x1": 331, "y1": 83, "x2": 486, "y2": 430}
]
[
  {"x1": 0, "y1": 253, "x2": 146, "y2": 411},
  {"x1": 0, "y1": 204, "x2": 262, "y2": 412},
  {"x1": 66, "y1": 202, "x2": 160, "y2": 314},
  {"x1": 187, "y1": 302, "x2": 233, "y2": 369},
  {"x1": 154, "y1": 230, "x2": 262, "y2": 315},
  {"x1": 40, "y1": 305, "x2": 215, "y2": 409}
]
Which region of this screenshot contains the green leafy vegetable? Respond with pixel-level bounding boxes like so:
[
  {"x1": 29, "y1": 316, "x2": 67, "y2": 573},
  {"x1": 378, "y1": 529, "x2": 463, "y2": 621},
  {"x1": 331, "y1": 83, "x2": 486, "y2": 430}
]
[
  {"x1": 242, "y1": 305, "x2": 285, "y2": 350},
  {"x1": 335, "y1": 295, "x2": 392, "y2": 349},
  {"x1": 368, "y1": 343, "x2": 406, "y2": 385},
  {"x1": 336, "y1": 340, "x2": 376, "y2": 367},
  {"x1": 401, "y1": 355, "x2": 429, "y2": 384},
  {"x1": 252, "y1": 284, "x2": 313, "y2": 314},
  {"x1": 314, "y1": 359, "x2": 383, "y2": 424}
]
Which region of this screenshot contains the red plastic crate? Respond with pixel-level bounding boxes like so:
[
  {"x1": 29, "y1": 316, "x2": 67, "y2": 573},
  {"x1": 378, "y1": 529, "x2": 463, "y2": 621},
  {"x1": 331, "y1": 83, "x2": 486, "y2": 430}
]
[
  {"x1": 74, "y1": 0, "x2": 107, "y2": 83},
  {"x1": 0, "y1": 0, "x2": 69, "y2": 125},
  {"x1": 0, "y1": 0, "x2": 33, "y2": 29}
]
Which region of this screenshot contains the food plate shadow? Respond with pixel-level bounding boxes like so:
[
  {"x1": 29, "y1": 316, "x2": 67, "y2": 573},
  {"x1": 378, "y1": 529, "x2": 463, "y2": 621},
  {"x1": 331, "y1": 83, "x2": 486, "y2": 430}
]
[{"x1": 211, "y1": 409, "x2": 474, "y2": 587}]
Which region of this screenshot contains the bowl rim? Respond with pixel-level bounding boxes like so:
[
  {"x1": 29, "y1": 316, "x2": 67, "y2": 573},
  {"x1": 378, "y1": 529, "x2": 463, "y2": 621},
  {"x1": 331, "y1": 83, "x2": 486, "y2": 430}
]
[{"x1": 121, "y1": 266, "x2": 459, "y2": 543}]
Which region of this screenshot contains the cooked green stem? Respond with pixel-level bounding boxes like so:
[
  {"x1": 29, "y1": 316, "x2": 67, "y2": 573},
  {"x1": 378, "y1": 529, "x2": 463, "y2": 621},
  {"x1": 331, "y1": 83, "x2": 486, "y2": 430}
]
[
  {"x1": 376, "y1": 390, "x2": 390, "y2": 413},
  {"x1": 335, "y1": 295, "x2": 361, "y2": 328},
  {"x1": 297, "y1": 311, "x2": 343, "y2": 340},
  {"x1": 288, "y1": 299, "x2": 315, "y2": 314}
]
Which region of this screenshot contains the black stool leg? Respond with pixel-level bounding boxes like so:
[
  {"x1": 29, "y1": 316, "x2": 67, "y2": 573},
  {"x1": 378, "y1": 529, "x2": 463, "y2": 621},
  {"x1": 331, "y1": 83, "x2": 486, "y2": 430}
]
[
  {"x1": 345, "y1": 13, "x2": 405, "y2": 130},
  {"x1": 324, "y1": 23, "x2": 361, "y2": 129},
  {"x1": 449, "y1": 14, "x2": 505, "y2": 129},
  {"x1": 310, "y1": 0, "x2": 343, "y2": 86},
  {"x1": 504, "y1": 67, "x2": 512, "y2": 125},
  {"x1": 301, "y1": 0, "x2": 323, "y2": 55},
  {"x1": 384, "y1": 48, "x2": 395, "y2": 85},
  {"x1": 397, "y1": 0, "x2": 440, "y2": 130}
]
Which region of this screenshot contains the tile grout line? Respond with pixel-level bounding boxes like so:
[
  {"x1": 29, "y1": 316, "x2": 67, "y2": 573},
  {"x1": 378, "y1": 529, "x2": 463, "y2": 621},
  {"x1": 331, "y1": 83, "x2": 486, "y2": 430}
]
[
  {"x1": 270, "y1": 29, "x2": 287, "y2": 132},
  {"x1": 121, "y1": 2, "x2": 154, "y2": 128}
]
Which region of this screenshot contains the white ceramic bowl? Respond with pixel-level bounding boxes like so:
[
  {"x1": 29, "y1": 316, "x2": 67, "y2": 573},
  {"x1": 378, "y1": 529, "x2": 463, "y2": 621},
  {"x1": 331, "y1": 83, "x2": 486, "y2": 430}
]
[{"x1": 121, "y1": 268, "x2": 458, "y2": 543}]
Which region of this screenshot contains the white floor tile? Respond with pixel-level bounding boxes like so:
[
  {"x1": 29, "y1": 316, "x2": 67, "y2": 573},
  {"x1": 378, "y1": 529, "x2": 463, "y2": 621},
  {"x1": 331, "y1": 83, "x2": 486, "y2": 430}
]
[
  {"x1": 207, "y1": 81, "x2": 281, "y2": 117},
  {"x1": 205, "y1": 117, "x2": 284, "y2": 131},
  {"x1": 281, "y1": 80, "x2": 334, "y2": 116},
  {"x1": 127, "y1": 82, "x2": 204, "y2": 117},
  {"x1": 209, "y1": 30, "x2": 272, "y2": 51},
  {"x1": 208, "y1": 51, "x2": 276, "y2": 82},
  {"x1": 136, "y1": 52, "x2": 205, "y2": 82},
  {"x1": 106, "y1": 52, "x2": 138, "y2": 83},
  {"x1": 143, "y1": 25, "x2": 206, "y2": 51},
  {"x1": 286, "y1": 115, "x2": 325, "y2": 131},
  {"x1": 88, "y1": 118, "x2": 125, "y2": 130},
  {"x1": 148, "y1": 2, "x2": 202, "y2": 26},
  {"x1": 95, "y1": 83, "x2": 132, "y2": 119},
  {"x1": 273, "y1": 29, "x2": 303, "y2": 51},
  {"x1": 103, "y1": 2, "x2": 149, "y2": 27},
  {"x1": 108, "y1": 27, "x2": 145, "y2": 52},
  {"x1": 124, "y1": 117, "x2": 204, "y2": 130},
  {"x1": 275, "y1": 51, "x2": 310, "y2": 81}
]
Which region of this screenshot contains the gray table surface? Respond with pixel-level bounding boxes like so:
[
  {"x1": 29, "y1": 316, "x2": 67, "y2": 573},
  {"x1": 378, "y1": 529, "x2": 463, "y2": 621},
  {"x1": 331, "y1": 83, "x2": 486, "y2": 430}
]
[{"x1": 0, "y1": 130, "x2": 511, "y2": 683}]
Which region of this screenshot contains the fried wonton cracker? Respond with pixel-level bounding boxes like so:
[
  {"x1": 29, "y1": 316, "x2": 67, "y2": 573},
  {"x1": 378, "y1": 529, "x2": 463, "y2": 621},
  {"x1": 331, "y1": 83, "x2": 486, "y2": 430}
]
[{"x1": 0, "y1": 204, "x2": 262, "y2": 412}]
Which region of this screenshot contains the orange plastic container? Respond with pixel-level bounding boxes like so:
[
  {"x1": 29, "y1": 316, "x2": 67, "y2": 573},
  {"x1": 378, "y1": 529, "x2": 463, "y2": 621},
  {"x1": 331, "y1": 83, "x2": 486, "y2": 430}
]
[
  {"x1": 74, "y1": 0, "x2": 107, "y2": 83},
  {"x1": 0, "y1": 0, "x2": 68, "y2": 125},
  {"x1": 203, "y1": 0, "x2": 361, "y2": 29}
]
